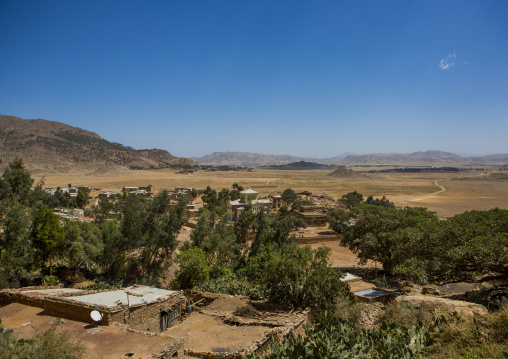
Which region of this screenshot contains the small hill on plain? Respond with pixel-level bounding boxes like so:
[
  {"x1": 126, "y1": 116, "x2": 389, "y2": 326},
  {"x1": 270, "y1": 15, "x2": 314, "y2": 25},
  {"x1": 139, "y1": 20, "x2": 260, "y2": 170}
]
[
  {"x1": 327, "y1": 167, "x2": 364, "y2": 178},
  {"x1": 0, "y1": 115, "x2": 194, "y2": 173},
  {"x1": 262, "y1": 161, "x2": 336, "y2": 170}
]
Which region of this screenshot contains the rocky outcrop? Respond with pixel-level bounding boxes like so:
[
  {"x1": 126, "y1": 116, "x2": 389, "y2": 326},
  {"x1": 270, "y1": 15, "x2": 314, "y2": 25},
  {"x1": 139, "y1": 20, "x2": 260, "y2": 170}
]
[{"x1": 396, "y1": 295, "x2": 488, "y2": 317}]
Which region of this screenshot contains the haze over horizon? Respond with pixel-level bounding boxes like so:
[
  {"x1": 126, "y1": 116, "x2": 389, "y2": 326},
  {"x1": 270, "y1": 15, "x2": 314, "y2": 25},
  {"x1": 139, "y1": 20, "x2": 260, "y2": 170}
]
[{"x1": 1, "y1": 1, "x2": 507, "y2": 158}]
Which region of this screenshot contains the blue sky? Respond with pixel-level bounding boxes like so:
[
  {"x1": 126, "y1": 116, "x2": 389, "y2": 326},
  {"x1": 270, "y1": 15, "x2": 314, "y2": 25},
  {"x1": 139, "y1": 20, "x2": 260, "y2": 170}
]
[{"x1": 1, "y1": 1, "x2": 507, "y2": 158}]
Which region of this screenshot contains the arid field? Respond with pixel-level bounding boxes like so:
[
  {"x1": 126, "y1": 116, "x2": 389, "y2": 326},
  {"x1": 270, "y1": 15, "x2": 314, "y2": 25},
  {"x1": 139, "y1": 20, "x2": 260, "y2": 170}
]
[{"x1": 38, "y1": 167, "x2": 508, "y2": 218}]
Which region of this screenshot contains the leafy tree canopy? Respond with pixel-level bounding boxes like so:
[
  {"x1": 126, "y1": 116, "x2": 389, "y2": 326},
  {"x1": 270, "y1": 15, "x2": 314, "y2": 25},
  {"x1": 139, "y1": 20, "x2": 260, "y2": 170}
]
[
  {"x1": 281, "y1": 188, "x2": 297, "y2": 206},
  {"x1": 339, "y1": 191, "x2": 364, "y2": 209}
]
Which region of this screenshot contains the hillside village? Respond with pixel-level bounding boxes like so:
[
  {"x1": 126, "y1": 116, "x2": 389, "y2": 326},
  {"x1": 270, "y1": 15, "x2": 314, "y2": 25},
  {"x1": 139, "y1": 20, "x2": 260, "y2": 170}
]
[
  {"x1": 1, "y1": 159, "x2": 507, "y2": 358},
  {"x1": 2, "y1": 0, "x2": 508, "y2": 357}
]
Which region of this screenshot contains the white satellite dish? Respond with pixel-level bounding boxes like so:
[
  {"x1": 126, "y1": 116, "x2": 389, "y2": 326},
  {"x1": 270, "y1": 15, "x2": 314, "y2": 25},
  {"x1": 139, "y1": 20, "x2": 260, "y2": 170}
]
[{"x1": 90, "y1": 310, "x2": 103, "y2": 322}]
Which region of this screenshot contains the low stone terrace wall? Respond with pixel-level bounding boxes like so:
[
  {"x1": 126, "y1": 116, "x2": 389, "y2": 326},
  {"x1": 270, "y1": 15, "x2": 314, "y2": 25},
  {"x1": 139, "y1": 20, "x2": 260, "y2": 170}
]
[{"x1": 180, "y1": 308, "x2": 311, "y2": 358}]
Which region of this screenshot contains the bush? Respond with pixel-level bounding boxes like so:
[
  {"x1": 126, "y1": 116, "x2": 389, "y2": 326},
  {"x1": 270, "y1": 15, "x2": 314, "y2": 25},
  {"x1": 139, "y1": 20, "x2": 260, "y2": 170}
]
[
  {"x1": 171, "y1": 248, "x2": 210, "y2": 289},
  {"x1": 0, "y1": 325, "x2": 86, "y2": 359},
  {"x1": 196, "y1": 274, "x2": 264, "y2": 300},
  {"x1": 41, "y1": 275, "x2": 61, "y2": 286}
]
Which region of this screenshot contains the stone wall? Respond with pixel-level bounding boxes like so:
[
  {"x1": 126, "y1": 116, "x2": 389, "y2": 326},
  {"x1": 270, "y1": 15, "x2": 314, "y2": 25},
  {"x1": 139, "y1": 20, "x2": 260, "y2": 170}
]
[
  {"x1": 123, "y1": 294, "x2": 186, "y2": 333},
  {"x1": 296, "y1": 235, "x2": 340, "y2": 245},
  {"x1": 250, "y1": 308, "x2": 311, "y2": 357}
]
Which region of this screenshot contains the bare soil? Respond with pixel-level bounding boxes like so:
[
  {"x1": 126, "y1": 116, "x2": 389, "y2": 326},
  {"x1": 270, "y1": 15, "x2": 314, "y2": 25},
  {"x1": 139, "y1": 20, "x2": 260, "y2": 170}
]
[
  {"x1": 0, "y1": 303, "x2": 177, "y2": 359},
  {"x1": 165, "y1": 313, "x2": 266, "y2": 353}
]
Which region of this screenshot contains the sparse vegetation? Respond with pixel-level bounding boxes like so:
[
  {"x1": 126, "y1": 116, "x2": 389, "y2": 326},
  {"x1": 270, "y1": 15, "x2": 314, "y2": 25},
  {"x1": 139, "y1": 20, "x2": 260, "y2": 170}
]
[{"x1": 0, "y1": 323, "x2": 86, "y2": 359}]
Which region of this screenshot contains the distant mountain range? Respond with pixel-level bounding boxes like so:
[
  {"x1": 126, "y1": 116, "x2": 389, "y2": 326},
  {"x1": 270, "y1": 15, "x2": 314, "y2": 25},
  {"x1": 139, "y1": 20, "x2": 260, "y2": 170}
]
[
  {"x1": 0, "y1": 115, "x2": 194, "y2": 172},
  {"x1": 193, "y1": 150, "x2": 508, "y2": 167},
  {"x1": 2, "y1": 114, "x2": 506, "y2": 172},
  {"x1": 192, "y1": 152, "x2": 320, "y2": 167}
]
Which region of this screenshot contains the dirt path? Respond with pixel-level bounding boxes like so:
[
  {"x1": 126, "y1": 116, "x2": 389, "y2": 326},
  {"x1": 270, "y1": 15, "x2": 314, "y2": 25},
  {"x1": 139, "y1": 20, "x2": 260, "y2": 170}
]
[{"x1": 394, "y1": 180, "x2": 446, "y2": 203}]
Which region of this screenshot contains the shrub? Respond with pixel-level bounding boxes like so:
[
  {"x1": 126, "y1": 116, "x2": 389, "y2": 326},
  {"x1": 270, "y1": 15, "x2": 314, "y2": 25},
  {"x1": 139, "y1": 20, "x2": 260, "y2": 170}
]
[
  {"x1": 41, "y1": 275, "x2": 61, "y2": 286},
  {"x1": 0, "y1": 324, "x2": 86, "y2": 359}
]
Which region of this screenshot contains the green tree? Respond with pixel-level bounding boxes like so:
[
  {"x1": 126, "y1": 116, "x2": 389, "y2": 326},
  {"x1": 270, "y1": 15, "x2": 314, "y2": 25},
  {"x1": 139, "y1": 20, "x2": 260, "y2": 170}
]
[
  {"x1": 119, "y1": 195, "x2": 146, "y2": 248},
  {"x1": 0, "y1": 204, "x2": 34, "y2": 288},
  {"x1": 258, "y1": 243, "x2": 349, "y2": 310},
  {"x1": 326, "y1": 208, "x2": 352, "y2": 234},
  {"x1": 249, "y1": 209, "x2": 305, "y2": 258},
  {"x1": 339, "y1": 191, "x2": 364, "y2": 209},
  {"x1": 100, "y1": 220, "x2": 127, "y2": 282},
  {"x1": 365, "y1": 195, "x2": 395, "y2": 208},
  {"x1": 92, "y1": 197, "x2": 117, "y2": 228},
  {"x1": 230, "y1": 183, "x2": 244, "y2": 201},
  {"x1": 339, "y1": 204, "x2": 438, "y2": 274},
  {"x1": 76, "y1": 188, "x2": 90, "y2": 209},
  {"x1": 172, "y1": 248, "x2": 210, "y2": 289},
  {"x1": 393, "y1": 208, "x2": 508, "y2": 285},
  {"x1": 189, "y1": 211, "x2": 241, "y2": 275},
  {"x1": 63, "y1": 221, "x2": 103, "y2": 274},
  {"x1": 140, "y1": 192, "x2": 188, "y2": 280},
  {"x1": 0, "y1": 158, "x2": 34, "y2": 208},
  {"x1": 31, "y1": 206, "x2": 65, "y2": 274},
  {"x1": 281, "y1": 188, "x2": 297, "y2": 206},
  {"x1": 201, "y1": 186, "x2": 218, "y2": 207},
  {"x1": 190, "y1": 211, "x2": 216, "y2": 248}
]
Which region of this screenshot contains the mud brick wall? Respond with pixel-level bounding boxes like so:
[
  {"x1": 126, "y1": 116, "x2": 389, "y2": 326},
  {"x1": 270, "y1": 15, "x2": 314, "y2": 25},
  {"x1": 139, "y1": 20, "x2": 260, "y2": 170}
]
[
  {"x1": 121, "y1": 295, "x2": 185, "y2": 333},
  {"x1": 0, "y1": 285, "x2": 62, "y2": 308},
  {"x1": 42, "y1": 299, "x2": 111, "y2": 324},
  {"x1": 0, "y1": 291, "x2": 111, "y2": 325},
  {"x1": 0, "y1": 291, "x2": 44, "y2": 308}
]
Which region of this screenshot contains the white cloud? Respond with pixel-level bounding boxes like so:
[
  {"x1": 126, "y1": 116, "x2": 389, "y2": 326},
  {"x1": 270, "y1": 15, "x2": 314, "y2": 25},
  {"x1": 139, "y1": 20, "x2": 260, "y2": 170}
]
[{"x1": 438, "y1": 53, "x2": 457, "y2": 70}]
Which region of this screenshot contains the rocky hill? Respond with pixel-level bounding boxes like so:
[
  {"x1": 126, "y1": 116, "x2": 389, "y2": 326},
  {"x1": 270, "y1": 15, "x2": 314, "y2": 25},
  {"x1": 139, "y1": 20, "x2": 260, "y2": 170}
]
[
  {"x1": 0, "y1": 115, "x2": 194, "y2": 172},
  {"x1": 327, "y1": 167, "x2": 364, "y2": 178}
]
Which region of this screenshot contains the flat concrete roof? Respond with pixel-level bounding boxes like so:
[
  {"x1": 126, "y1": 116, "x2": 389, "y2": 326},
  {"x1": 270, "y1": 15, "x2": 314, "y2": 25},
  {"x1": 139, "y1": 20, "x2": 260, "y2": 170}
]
[
  {"x1": 354, "y1": 289, "x2": 391, "y2": 299},
  {"x1": 68, "y1": 285, "x2": 181, "y2": 308}
]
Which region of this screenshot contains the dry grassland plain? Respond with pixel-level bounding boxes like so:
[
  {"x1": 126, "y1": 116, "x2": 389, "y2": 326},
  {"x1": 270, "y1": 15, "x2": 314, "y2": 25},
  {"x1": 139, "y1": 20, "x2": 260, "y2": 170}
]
[{"x1": 39, "y1": 167, "x2": 508, "y2": 218}]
